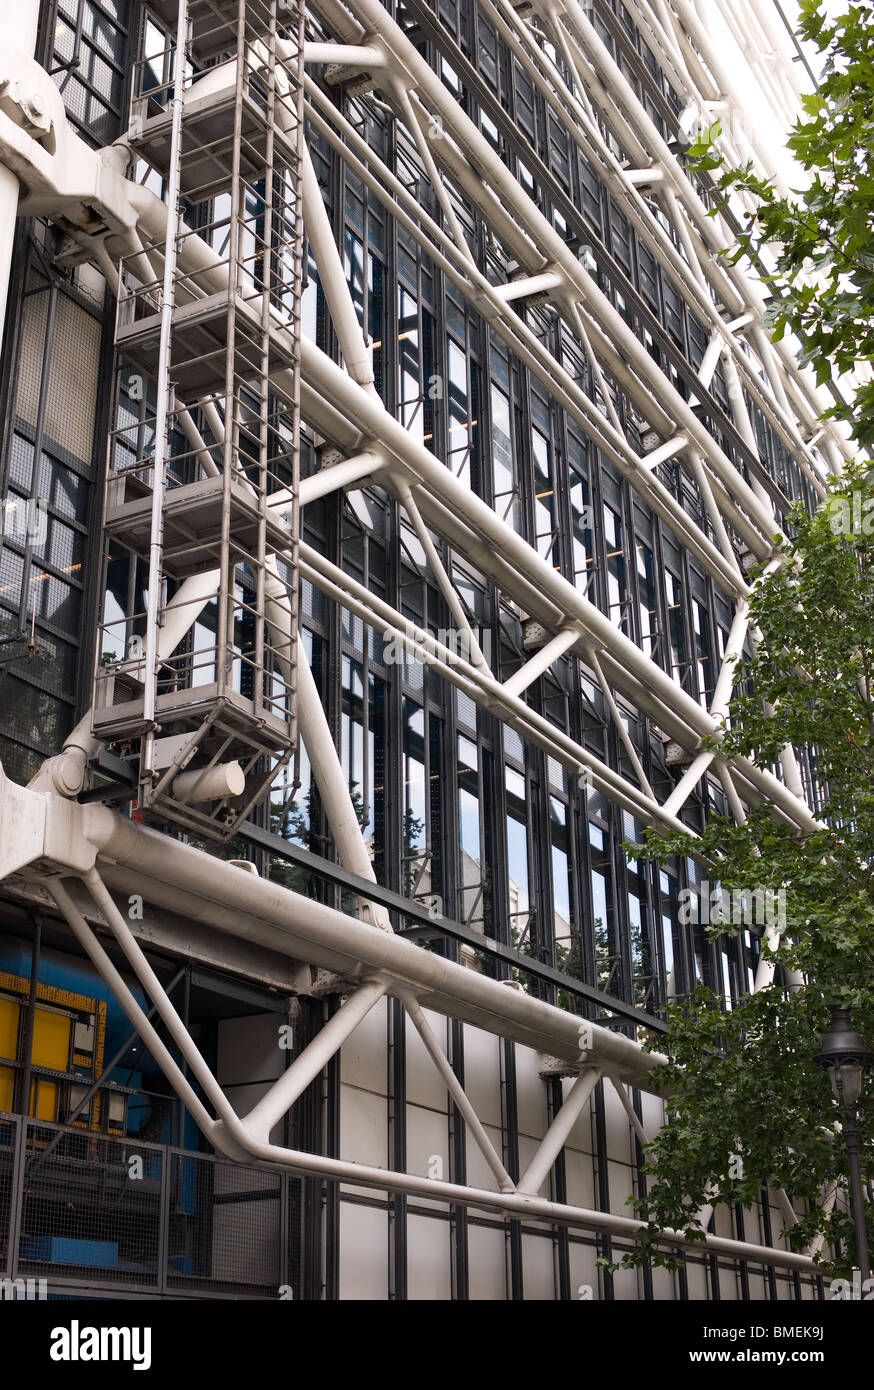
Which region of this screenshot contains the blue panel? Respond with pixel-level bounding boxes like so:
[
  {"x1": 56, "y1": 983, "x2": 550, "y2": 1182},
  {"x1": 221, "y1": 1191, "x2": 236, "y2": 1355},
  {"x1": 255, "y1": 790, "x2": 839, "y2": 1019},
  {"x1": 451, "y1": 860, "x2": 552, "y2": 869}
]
[{"x1": 21, "y1": 1236, "x2": 119, "y2": 1268}]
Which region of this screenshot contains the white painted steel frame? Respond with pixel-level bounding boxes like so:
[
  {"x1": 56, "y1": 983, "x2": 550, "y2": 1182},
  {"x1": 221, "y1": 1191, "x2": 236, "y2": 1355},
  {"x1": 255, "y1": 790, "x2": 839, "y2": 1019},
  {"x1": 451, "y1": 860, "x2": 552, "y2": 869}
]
[{"x1": 0, "y1": 0, "x2": 837, "y2": 1275}]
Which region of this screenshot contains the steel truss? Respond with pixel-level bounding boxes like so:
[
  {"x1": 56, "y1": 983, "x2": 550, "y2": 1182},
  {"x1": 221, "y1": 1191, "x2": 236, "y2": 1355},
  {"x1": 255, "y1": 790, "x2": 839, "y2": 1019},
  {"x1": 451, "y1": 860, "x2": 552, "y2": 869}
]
[{"x1": 0, "y1": 0, "x2": 843, "y2": 1277}]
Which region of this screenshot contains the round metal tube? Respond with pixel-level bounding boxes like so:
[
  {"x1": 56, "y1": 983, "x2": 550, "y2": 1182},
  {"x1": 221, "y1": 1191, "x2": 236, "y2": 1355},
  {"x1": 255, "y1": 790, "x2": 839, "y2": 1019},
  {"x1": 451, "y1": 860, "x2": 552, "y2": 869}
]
[{"x1": 173, "y1": 761, "x2": 245, "y2": 804}]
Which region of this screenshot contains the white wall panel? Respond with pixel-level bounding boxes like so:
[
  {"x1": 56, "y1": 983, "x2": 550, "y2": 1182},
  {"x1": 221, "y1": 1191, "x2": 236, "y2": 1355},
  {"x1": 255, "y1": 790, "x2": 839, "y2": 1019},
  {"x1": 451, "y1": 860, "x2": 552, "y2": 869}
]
[
  {"x1": 465, "y1": 1121, "x2": 507, "y2": 1194},
  {"x1": 563, "y1": 1146, "x2": 596, "y2": 1210},
  {"x1": 560, "y1": 1075, "x2": 595, "y2": 1151},
  {"x1": 607, "y1": 1159, "x2": 635, "y2": 1210},
  {"x1": 340, "y1": 1082, "x2": 387, "y2": 1199},
  {"x1": 340, "y1": 1083, "x2": 387, "y2": 1167},
  {"x1": 468, "y1": 1222, "x2": 508, "y2": 1300},
  {"x1": 407, "y1": 1214, "x2": 452, "y2": 1300},
  {"x1": 650, "y1": 1264, "x2": 677, "y2": 1300},
  {"x1": 568, "y1": 1239, "x2": 598, "y2": 1300},
  {"x1": 339, "y1": 996, "x2": 388, "y2": 1093},
  {"x1": 612, "y1": 1264, "x2": 642, "y2": 1300},
  {"x1": 685, "y1": 1260, "x2": 710, "y2": 1299},
  {"x1": 513, "y1": 1044, "x2": 549, "y2": 1138},
  {"x1": 720, "y1": 1265, "x2": 742, "y2": 1298},
  {"x1": 406, "y1": 1101, "x2": 450, "y2": 1212},
  {"x1": 405, "y1": 1007, "x2": 450, "y2": 1110},
  {"x1": 462, "y1": 1024, "x2": 503, "y2": 1127},
  {"x1": 338, "y1": 1202, "x2": 389, "y2": 1300},
  {"x1": 521, "y1": 1232, "x2": 557, "y2": 1299},
  {"x1": 602, "y1": 1078, "x2": 634, "y2": 1163}
]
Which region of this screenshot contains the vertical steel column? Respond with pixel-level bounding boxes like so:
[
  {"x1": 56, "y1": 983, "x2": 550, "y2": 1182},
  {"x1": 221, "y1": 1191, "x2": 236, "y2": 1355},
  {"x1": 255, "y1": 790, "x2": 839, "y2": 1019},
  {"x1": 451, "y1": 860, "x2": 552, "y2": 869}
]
[
  {"x1": 141, "y1": 0, "x2": 188, "y2": 783},
  {"x1": 16, "y1": 914, "x2": 41, "y2": 1118}
]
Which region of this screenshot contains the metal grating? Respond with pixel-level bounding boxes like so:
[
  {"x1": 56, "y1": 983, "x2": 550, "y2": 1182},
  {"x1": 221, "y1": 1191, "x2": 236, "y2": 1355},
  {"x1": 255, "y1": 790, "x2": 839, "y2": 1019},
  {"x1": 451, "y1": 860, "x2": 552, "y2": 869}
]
[
  {"x1": 0, "y1": 1118, "x2": 301, "y2": 1296},
  {"x1": 18, "y1": 1123, "x2": 163, "y2": 1288}
]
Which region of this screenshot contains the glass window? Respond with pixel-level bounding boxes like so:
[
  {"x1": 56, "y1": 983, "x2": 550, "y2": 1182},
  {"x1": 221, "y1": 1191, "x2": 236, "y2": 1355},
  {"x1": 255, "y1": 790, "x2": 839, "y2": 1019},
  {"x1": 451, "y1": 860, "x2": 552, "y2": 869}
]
[{"x1": 603, "y1": 504, "x2": 627, "y2": 632}]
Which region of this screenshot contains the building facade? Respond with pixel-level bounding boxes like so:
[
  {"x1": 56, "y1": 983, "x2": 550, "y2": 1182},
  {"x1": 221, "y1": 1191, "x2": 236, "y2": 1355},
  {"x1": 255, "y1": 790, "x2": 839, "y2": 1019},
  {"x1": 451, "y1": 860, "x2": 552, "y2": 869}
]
[{"x1": 0, "y1": 0, "x2": 842, "y2": 1299}]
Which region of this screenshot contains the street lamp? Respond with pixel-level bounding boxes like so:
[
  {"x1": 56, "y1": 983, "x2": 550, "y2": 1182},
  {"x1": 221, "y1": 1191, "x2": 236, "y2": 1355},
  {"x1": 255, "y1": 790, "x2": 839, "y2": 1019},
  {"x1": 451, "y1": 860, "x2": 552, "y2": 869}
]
[{"x1": 815, "y1": 1004, "x2": 873, "y2": 1283}]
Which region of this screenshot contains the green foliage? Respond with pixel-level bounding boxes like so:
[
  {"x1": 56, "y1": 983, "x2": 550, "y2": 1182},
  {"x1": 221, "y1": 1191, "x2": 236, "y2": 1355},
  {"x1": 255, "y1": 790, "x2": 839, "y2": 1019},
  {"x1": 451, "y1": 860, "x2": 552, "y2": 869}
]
[
  {"x1": 687, "y1": 1, "x2": 874, "y2": 448},
  {"x1": 623, "y1": 461, "x2": 874, "y2": 1276}
]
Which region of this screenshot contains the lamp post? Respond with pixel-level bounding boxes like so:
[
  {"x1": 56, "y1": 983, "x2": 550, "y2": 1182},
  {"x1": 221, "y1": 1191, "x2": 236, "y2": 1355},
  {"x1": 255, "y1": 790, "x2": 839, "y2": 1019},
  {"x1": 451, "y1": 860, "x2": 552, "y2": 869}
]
[{"x1": 815, "y1": 1005, "x2": 873, "y2": 1283}]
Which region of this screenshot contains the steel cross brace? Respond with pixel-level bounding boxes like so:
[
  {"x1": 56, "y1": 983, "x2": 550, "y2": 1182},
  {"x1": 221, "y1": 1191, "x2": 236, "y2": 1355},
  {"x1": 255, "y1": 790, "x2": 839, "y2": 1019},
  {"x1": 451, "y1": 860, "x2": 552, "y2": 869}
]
[{"x1": 41, "y1": 867, "x2": 816, "y2": 1274}]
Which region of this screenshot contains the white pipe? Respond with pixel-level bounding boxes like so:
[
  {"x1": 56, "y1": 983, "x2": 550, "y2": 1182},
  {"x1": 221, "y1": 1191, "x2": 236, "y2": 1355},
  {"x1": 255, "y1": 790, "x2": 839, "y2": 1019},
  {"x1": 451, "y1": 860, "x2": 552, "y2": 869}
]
[
  {"x1": 610, "y1": 1077, "x2": 649, "y2": 1147},
  {"x1": 774, "y1": 1187, "x2": 798, "y2": 1230},
  {"x1": 49, "y1": 868, "x2": 819, "y2": 1270},
  {"x1": 173, "y1": 760, "x2": 245, "y2": 803},
  {"x1": 688, "y1": 454, "x2": 743, "y2": 575},
  {"x1": 517, "y1": 1067, "x2": 601, "y2": 1194},
  {"x1": 694, "y1": 333, "x2": 724, "y2": 397},
  {"x1": 303, "y1": 42, "x2": 385, "y2": 67},
  {"x1": 58, "y1": 870, "x2": 816, "y2": 1267},
  {"x1": 586, "y1": 644, "x2": 656, "y2": 802},
  {"x1": 289, "y1": 606, "x2": 393, "y2": 932},
  {"x1": 502, "y1": 628, "x2": 579, "y2": 699},
  {"x1": 397, "y1": 85, "x2": 475, "y2": 265},
  {"x1": 641, "y1": 435, "x2": 688, "y2": 472},
  {"x1": 394, "y1": 478, "x2": 490, "y2": 675},
  {"x1": 81, "y1": 867, "x2": 243, "y2": 1127},
  {"x1": 299, "y1": 450, "x2": 382, "y2": 505},
  {"x1": 660, "y1": 579, "x2": 764, "y2": 816},
  {"x1": 0, "y1": 2, "x2": 41, "y2": 352},
  {"x1": 299, "y1": 339, "x2": 823, "y2": 834},
  {"x1": 301, "y1": 142, "x2": 376, "y2": 391},
  {"x1": 49, "y1": 878, "x2": 219, "y2": 1134},
  {"x1": 143, "y1": 0, "x2": 188, "y2": 734},
  {"x1": 492, "y1": 270, "x2": 563, "y2": 302},
  {"x1": 176, "y1": 404, "x2": 220, "y2": 478},
  {"x1": 78, "y1": 798, "x2": 664, "y2": 1083},
  {"x1": 401, "y1": 992, "x2": 516, "y2": 1193},
  {"x1": 243, "y1": 977, "x2": 389, "y2": 1140}
]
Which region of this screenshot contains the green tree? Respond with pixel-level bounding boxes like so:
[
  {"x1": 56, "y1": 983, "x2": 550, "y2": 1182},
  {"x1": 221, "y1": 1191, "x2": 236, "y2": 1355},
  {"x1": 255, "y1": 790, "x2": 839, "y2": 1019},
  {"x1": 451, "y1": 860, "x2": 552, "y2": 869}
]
[
  {"x1": 626, "y1": 464, "x2": 874, "y2": 1276},
  {"x1": 624, "y1": 2, "x2": 874, "y2": 1276},
  {"x1": 688, "y1": 0, "x2": 874, "y2": 450}
]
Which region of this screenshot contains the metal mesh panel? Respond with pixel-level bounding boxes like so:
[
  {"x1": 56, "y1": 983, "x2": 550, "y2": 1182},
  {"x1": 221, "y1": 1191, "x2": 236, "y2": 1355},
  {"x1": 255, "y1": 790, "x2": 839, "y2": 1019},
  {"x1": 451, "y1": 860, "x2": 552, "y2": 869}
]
[
  {"x1": 13, "y1": 274, "x2": 101, "y2": 462},
  {"x1": 12, "y1": 273, "x2": 49, "y2": 434},
  {"x1": 287, "y1": 1176, "x2": 302, "y2": 1298},
  {"x1": 0, "y1": 676, "x2": 70, "y2": 758},
  {"x1": 18, "y1": 1123, "x2": 162, "y2": 1289},
  {"x1": 167, "y1": 1153, "x2": 282, "y2": 1295},
  {"x1": 46, "y1": 294, "x2": 102, "y2": 461},
  {"x1": 0, "y1": 1116, "x2": 17, "y2": 1273}
]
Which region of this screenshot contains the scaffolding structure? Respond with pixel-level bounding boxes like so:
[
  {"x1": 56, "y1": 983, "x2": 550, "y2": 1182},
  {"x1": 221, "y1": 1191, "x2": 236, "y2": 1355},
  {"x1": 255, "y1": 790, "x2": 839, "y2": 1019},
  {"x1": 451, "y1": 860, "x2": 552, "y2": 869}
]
[{"x1": 95, "y1": 0, "x2": 306, "y2": 839}]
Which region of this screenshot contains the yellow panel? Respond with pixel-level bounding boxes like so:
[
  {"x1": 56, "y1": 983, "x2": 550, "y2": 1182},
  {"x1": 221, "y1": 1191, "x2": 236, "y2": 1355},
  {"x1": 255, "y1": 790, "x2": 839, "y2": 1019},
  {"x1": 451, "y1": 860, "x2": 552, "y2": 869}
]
[
  {"x1": 0, "y1": 978, "x2": 106, "y2": 1129},
  {"x1": 0, "y1": 999, "x2": 20, "y2": 1113},
  {"x1": 29, "y1": 1078, "x2": 58, "y2": 1121},
  {"x1": 0, "y1": 996, "x2": 19, "y2": 1061},
  {"x1": 31, "y1": 1008, "x2": 70, "y2": 1071}
]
